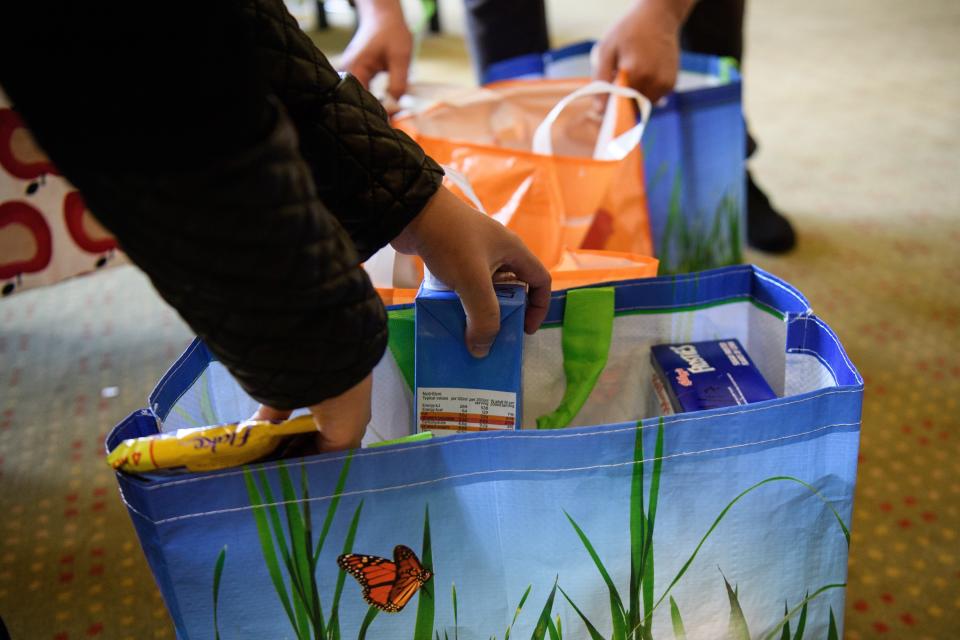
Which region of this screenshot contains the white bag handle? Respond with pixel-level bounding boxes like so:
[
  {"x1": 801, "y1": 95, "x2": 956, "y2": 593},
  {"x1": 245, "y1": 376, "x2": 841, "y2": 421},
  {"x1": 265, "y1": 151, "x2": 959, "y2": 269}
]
[
  {"x1": 440, "y1": 164, "x2": 487, "y2": 213},
  {"x1": 531, "y1": 81, "x2": 652, "y2": 161},
  {"x1": 441, "y1": 164, "x2": 528, "y2": 228}
]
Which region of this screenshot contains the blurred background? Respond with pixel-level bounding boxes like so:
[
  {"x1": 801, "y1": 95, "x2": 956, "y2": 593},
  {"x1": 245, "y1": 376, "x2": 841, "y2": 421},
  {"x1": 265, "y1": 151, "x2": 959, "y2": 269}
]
[{"x1": 1, "y1": 0, "x2": 958, "y2": 638}]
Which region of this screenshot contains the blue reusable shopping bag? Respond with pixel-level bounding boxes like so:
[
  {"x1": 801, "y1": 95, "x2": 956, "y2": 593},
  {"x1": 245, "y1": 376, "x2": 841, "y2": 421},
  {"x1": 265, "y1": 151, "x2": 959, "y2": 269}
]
[
  {"x1": 108, "y1": 265, "x2": 861, "y2": 639},
  {"x1": 485, "y1": 42, "x2": 746, "y2": 275}
]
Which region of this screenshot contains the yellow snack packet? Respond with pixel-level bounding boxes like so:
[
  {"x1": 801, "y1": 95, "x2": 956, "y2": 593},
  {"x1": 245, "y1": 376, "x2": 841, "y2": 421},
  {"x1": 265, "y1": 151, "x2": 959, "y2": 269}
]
[{"x1": 106, "y1": 414, "x2": 317, "y2": 474}]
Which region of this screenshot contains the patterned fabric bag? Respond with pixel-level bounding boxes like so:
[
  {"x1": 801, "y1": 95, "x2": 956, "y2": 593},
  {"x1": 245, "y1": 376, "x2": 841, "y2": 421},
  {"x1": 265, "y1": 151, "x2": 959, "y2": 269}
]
[
  {"x1": 107, "y1": 266, "x2": 861, "y2": 639},
  {"x1": 0, "y1": 91, "x2": 124, "y2": 296},
  {"x1": 484, "y1": 43, "x2": 747, "y2": 274},
  {"x1": 395, "y1": 78, "x2": 655, "y2": 268}
]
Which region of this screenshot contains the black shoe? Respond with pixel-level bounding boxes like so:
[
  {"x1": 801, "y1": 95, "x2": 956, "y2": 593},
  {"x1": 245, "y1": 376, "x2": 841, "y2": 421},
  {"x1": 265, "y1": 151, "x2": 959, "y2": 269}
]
[{"x1": 746, "y1": 172, "x2": 796, "y2": 253}]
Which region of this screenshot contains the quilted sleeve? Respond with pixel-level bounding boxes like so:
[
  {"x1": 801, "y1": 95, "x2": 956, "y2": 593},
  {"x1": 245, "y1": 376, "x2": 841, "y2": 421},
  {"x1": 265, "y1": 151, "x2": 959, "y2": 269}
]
[
  {"x1": 0, "y1": 2, "x2": 388, "y2": 410},
  {"x1": 75, "y1": 106, "x2": 390, "y2": 410},
  {"x1": 239, "y1": 0, "x2": 445, "y2": 262}
]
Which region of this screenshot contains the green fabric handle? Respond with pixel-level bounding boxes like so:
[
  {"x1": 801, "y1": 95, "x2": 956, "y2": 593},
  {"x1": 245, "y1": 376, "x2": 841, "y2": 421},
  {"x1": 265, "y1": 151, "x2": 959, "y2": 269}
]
[
  {"x1": 536, "y1": 287, "x2": 616, "y2": 429},
  {"x1": 387, "y1": 307, "x2": 416, "y2": 392},
  {"x1": 369, "y1": 432, "x2": 433, "y2": 448}
]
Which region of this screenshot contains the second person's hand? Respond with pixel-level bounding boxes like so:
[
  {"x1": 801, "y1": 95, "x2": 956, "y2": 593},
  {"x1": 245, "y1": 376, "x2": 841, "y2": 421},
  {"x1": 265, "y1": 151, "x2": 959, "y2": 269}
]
[
  {"x1": 593, "y1": 0, "x2": 696, "y2": 103},
  {"x1": 339, "y1": 0, "x2": 412, "y2": 100}
]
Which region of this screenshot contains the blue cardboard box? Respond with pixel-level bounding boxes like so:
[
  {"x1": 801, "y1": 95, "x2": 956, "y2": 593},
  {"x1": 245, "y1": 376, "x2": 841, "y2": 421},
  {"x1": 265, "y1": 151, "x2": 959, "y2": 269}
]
[
  {"x1": 650, "y1": 338, "x2": 775, "y2": 414},
  {"x1": 415, "y1": 283, "x2": 526, "y2": 435}
]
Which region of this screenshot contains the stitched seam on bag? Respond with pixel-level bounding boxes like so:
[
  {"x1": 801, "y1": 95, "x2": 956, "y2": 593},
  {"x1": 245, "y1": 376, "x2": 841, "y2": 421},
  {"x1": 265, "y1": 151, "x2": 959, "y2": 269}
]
[
  {"x1": 132, "y1": 421, "x2": 860, "y2": 526},
  {"x1": 150, "y1": 340, "x2": 206, "y2": 422},
  {"x1": 152, "y1": 340, "x2": 202, "y2": 403},
  {"x1": 559, "y1": 266, "x2": 755, "y2": 295},
  {"x1": 143, "y1": 387, "x2": 863, "y2": 491},
  {"x1": 550, "y1": 267, "x2": 807, "y2": 310},
  {"x1": 613, "y1": 294, "x2": 764, "y2": 313},
  {"x1": 158, "y1": 378, "x2": 208, "y2": 428},
  {"x1": 808, "y1": 316, "x2": 861, "y2": 383},
  {"x1": 753, "y1": 271, "x2": 810, "y2": 310}
]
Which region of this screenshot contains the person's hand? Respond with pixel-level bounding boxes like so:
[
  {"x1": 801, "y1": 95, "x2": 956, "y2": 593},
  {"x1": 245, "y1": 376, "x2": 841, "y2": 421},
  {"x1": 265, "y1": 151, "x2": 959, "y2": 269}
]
[
  {"x1": 252, "y1": 373, "x2": 373, "y2": 453},
  {"x1": 339, "y1": 0, "x2": 412, "y2": 100},
  {"x1": 593, "y1": 0, "x2": 694, "y2": 103},
  {"x1": 391, "y1": 186, "x2": 552, "y2": 357}
]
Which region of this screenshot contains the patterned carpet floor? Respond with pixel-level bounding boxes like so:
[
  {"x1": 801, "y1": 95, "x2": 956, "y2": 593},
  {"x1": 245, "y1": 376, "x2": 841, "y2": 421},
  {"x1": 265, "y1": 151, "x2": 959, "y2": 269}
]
[{"x1": 1, "y1": 0, "x2": 958, "y2": 637}]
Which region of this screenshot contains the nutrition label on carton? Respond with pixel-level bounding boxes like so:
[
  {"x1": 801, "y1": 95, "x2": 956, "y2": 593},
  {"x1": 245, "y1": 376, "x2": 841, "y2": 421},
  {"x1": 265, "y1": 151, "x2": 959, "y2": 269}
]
[{"x1": 418, "y1": 387, "x2": 517, "y2": 431}]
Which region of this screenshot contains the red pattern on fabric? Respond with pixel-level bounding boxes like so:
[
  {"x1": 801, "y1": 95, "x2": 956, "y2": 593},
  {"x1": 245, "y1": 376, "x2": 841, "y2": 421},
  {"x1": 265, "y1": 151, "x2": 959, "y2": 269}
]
[
  {"x1": 0, "y1": 202, "x2": 54, "y2": 278},
  {"x1": 63, "y1": 191, "x2": 117, "y2": 254}
]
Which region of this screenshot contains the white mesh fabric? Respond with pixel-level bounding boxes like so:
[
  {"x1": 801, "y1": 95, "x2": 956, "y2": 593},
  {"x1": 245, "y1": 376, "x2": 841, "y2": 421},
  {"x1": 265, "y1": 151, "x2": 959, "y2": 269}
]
[
  {"x1": 204, "y1": 362, "x2": 261, "y2": 423},
  {"x1": 159, "y1": 361, "x2": 293, "y2": 432},
  {"x1": 746, "y1": 308, "x2": 789, "y2": 396},
  {"x1": 364, "y1": 350, "x2": 414, "y2": 445},
  {"x1": 522, "y1": 300, "x2": 790, "y2": 428},
  {"x1": 157, "y1": 300, "x2": 822, "y2": 439},
  {"x1": 159, "y1": 351, "x2": 411, "y2": 441},
  {"x1": 784, "y1": 353, "x2": 837, "y2": 396},
  {"x1": 158, "y1": 368, "x2": 211, "y2": 431}
]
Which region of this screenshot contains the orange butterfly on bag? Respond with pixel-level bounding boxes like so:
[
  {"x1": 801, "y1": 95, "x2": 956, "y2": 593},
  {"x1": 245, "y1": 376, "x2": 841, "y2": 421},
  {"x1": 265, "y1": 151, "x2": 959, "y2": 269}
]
[{"x1": 337, "y1": 545, "x2": 433, "y2": 613}]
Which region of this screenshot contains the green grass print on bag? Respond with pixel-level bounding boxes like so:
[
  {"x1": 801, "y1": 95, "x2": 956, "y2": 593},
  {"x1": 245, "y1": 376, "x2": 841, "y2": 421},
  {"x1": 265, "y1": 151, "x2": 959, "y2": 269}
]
[
  {"x1": 233, "y1": 452, "x2": 436, "y2": 640},
  {"x1": 560, "y1": 418, "x2": 851, "y2": 639},
  {"x1": 239, "y1": 453, "x2": 359, "y2": 640},
  {"x1": 205, "y1": 285, "x2": 850, "y2": 639},
  {"x1": 211, "y1": 419, "x2": 851, "y2": 638},
  {"x1": 658, "y1": 172, "x2": 743, "y2": 276}
]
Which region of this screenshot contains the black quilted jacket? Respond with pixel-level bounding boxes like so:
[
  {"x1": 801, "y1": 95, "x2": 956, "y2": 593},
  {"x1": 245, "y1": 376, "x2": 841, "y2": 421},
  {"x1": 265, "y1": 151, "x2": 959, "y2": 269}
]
[{"x1": 0, "y1": 0, "x2": 443, "y2": 409}]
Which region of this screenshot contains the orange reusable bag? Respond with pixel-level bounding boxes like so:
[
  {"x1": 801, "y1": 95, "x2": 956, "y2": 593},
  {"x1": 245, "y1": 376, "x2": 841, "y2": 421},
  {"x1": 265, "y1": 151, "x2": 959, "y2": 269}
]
[
  {"x1": 373, "y1": 246, "x2": 658, "y2": 308},
  {"x1": 548, "y1": 248, "x2": 657, "y2": 291},
  {"x1": 364, "y1": 165, "x2": 658, "y2": 303},
  {"x1": 394, "y1": 79, "x2": 655, "y2": 266}
]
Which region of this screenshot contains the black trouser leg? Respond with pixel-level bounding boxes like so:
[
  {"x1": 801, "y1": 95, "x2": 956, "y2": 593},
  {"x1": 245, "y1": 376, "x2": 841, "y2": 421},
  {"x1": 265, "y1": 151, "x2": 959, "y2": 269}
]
[
  {"x1": 683, "y1": 0, "x2": 795, "y2": 251},
  {"x1": 463, "y1": 0, "x2": 549, "y2": 80},
  {"x1": 680, "y1": 0, "x2": 755, "y2": 156},
  {"x1": 680, "y1": 0, "x2": 746, "y2": 62}
]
